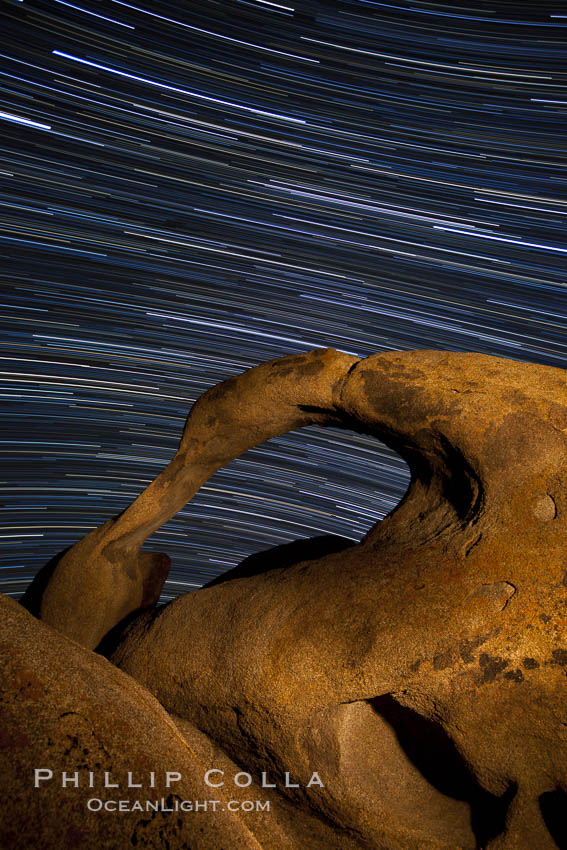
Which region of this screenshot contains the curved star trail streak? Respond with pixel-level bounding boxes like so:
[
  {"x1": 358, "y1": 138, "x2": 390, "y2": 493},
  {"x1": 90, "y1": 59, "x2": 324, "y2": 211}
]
[{"x1": 1, "y1": 0, "x2": 565, "y2": 600}]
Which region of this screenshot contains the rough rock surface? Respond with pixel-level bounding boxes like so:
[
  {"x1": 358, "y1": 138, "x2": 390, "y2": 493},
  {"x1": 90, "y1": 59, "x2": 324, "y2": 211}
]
[
  {"x1": 14, "y1": 348, "x2": 567, "y2": 848},
  {"x1": 0, "y1": 594, "x2": 263, "y2": 850}
]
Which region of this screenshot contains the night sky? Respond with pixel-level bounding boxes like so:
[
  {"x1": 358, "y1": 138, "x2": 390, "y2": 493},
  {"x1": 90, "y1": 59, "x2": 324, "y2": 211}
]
[{"x1": 1, "y1": 0, "x2": 566, "y2": 601}]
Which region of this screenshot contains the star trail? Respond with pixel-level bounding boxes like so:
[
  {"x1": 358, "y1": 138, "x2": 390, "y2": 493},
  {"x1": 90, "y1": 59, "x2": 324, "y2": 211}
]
[{"x1": 1, "y1": 0, "x2": 566, "y2": 600}]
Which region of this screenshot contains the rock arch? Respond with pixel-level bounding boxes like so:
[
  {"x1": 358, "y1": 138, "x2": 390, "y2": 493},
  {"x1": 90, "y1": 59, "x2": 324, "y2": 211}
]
[{"x1": 19, "y1": 347, "x2": 567, "y2": 849}]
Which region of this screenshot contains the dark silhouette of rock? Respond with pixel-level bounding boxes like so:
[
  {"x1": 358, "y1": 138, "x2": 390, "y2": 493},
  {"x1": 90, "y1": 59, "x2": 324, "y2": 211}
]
[{"x1": 13, "y1": 348, "x2": 567, "y2": 848}]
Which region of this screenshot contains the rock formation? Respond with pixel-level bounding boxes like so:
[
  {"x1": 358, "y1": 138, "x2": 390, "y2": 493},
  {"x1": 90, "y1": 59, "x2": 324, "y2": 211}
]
[
  {"x1": 0, "y1": 594, "x2": 263, "y2": 850},
  {"x1": 3, "y1": 347, "x2": 567, "y2": 848}
]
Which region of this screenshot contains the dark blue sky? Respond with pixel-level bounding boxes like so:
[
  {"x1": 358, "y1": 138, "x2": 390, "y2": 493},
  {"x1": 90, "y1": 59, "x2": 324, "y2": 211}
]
[{"x1": 1, "y1": 0, "x2": 566, "y2": 599}]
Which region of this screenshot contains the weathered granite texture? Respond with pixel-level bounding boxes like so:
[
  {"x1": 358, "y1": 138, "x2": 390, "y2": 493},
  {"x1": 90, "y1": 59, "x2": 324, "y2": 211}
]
[
  {"x1": 0, "y1": 594, "x2": 262, "y2": 850},
  {"x1": 7, "y1": 348, "x2": 567, "y2": 848}
]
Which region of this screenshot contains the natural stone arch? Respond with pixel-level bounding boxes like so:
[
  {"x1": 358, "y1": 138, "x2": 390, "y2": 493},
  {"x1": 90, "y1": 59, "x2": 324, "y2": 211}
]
[
  {"x1": 20, "y1": 346, "x2": 567, "y2": 849},
  {"x1": 23, "y1": 346, "x2": 567, "y2": 652},
  {"x1": 22, "y1": 347, "x2": 359, "y2": 648}
]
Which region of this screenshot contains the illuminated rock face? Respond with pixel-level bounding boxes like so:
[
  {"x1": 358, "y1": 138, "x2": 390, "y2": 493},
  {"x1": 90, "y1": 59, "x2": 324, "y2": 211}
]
[
  {"x1": 11, "y1": 348, "x2": 567, "y2": 848},
  {"x1": 0, "y1": 594, "x2": 264, "y2": 850}
]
